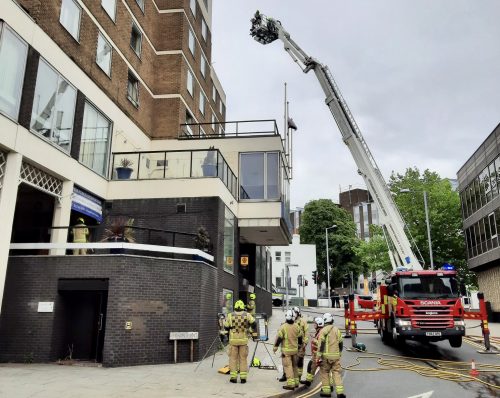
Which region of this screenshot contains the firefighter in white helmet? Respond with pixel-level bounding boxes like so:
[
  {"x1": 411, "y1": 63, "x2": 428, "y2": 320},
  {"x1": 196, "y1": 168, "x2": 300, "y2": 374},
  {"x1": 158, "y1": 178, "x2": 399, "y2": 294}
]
[
  {"x1": 273, "y1": 309, "x2": 303, "y2": 390},
  {"x1": 301, "y1": 316, "x2": 324, "y2": 386},
  {"x1": 292, "y1": 306, "x2": 309, "y2": 383},
  {"x1": 316, "y1": 312, "x2": 345, "y2": 398}
]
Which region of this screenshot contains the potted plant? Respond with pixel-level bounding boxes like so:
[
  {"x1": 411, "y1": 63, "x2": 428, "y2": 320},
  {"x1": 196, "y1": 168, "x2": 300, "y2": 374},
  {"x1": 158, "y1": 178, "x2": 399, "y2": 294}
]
[
  {"x1": 101, "y1": 217, "x2": 135, "y2": 253},
  {"x1": 201, "y1": 148, "x2": 217, "y2": 177},
  {"x1": 116, "y1": 158, "x2": 134, "y2": 179},
  {"x1": 194, "y1": 226, "x2": 211, "y2": 253}
]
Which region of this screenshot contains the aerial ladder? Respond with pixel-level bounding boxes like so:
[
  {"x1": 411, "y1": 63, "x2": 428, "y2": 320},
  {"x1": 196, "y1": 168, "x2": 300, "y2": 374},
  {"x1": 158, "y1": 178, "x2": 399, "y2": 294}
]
[
  {"x1": 250, "y1": 11, "x2": 422, "y2": 271},
  {"x1": 250, "y1": 12, "x2": 494, "y2": 352}
]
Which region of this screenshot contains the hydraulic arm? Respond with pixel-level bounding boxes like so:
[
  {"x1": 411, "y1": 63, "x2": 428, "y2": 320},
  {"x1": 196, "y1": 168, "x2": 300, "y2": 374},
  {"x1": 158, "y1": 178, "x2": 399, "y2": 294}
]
[{"x1": 250, "y1": 11, "x2": 422, "y2": 270}]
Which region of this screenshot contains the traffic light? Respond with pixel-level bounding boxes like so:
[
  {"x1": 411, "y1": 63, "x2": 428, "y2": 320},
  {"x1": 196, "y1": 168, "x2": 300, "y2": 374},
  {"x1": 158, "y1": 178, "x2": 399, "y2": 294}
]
[
  {"x1": 312, "y1": 271, "x2": 317, "y2": 284},
  {"x1": 304, "y1": 279, "x2": 308, "y2": 286}
]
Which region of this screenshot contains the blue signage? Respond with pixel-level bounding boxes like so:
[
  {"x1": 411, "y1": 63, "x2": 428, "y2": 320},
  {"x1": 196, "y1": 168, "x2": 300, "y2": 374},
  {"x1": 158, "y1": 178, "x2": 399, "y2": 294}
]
[{"x1": 71, "y1": 187, "x2": 103, "y2": 223}]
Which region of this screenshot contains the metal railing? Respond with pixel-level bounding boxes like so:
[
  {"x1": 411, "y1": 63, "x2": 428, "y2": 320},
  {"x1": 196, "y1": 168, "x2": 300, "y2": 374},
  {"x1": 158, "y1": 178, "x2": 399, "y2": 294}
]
[
  {"x1": 179, "y1": 119, "x2": 280, "y2": 139},
  {"x1": 111, "y1": 149, "x2": 238, "y2": 198}
]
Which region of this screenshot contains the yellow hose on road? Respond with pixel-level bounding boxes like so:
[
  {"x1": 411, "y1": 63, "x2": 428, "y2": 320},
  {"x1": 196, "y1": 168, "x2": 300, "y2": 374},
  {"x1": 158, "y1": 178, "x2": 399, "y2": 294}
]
[{"x1": 344, "y1": 348, "x2": 500, "y2": 390}]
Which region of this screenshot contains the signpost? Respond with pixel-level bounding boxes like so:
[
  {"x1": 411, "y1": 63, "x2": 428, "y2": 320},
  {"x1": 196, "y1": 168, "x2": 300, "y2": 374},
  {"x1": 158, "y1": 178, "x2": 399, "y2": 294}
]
[{"x1": 170, "y1": 331, "x2": 199, "y2": 363}]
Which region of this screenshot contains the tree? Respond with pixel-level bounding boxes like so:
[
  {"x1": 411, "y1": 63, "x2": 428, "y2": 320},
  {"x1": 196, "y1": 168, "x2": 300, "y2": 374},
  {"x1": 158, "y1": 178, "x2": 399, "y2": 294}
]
[
  {"x1": 355, "y1": 225, "x2": 392, "y2": 275},
  {"x1": 299, "y1": 199, "x2": 360, "y2": 288},
  {"x1": 389, "y1": 167, "x2": 477, "y2": 287}
]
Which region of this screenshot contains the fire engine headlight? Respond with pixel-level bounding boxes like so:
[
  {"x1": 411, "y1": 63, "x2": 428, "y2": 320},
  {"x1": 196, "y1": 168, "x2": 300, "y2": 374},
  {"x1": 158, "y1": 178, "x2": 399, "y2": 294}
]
[
  {"x1": 395, "y1": 319, "x2": 411, "y2": 327},
  {"x1": 454, "y1": 319, "x2": 465, "y2": 327}
]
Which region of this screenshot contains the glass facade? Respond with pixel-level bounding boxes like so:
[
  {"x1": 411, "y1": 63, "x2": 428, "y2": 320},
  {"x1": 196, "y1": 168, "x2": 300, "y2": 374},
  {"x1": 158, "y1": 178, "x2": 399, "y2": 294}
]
[
  {"x1": 255, "y1": 246, "x2": 270, "y2": 290},
  {"x1": 96, "y1": 32, "x2": 112, "y2": 76},
  {"x1": 31, "y1": 59, "x2": 77, "y2": 152},
  {"x1": 79, "y1": 102, "x2": 112, "y2": 176},
  {"x1": 240, "y1": 152, "x2": 281, "y2": 200},
  {"x1": 224, "y1": 206, "x2": 235, "y2": 273},
  {"x1": 464, "y1": 209, "x2": 500, "y2": 259},
  {"x1": 0, "y1": 23, "x2": 28, "y2": 120}
]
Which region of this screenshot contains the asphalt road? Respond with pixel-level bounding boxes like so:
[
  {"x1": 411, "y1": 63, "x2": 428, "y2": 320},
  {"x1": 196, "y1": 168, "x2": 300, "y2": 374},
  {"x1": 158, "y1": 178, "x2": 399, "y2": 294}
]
[{"x1": 293, "y1": 316, "x2": 500, "y2": 398}]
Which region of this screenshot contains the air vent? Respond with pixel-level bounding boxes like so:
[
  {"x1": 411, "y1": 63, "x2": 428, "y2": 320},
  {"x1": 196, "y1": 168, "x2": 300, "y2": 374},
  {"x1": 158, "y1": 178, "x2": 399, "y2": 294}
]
[{"x1": 176, "y1": 203, "x2": 186, "y2": 213}]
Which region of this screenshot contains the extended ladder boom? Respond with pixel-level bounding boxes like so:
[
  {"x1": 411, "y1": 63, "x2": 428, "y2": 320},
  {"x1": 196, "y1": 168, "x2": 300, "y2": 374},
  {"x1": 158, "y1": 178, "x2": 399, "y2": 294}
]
[{"x1": 251, "y1": 12, "x2": 422, "y2": 270}]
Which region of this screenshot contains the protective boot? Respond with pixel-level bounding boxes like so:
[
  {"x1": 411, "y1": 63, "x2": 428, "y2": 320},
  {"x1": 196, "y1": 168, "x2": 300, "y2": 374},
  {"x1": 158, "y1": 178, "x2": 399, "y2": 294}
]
[
  {"x1": 240, "y1": 379, "x2": 246, "y2": 384},
  {"x1": 278, "y1": 373, "x2": 287, "y2": 382},
  {"x1": 337, "y1": 394, "x2": 346, "y2": 398},
  {"x1": 229, "y1": 378, "x2": 237, "y2": 383},
  {"x1": 282, "y1": 385, "x2": 295, "y2": 390},
  {"x1": 300, "y1": 379, "x2": 311, "y2": 386},
  {"x1": 319, "y1": 392, "x2": 331, "y2": 397}
]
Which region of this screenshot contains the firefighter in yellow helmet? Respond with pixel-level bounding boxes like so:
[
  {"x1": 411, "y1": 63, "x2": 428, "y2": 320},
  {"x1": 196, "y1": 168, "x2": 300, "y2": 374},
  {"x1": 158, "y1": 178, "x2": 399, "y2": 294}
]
[
  {"x1": 316, "y1": 313, "x2": 345, "y2": 398},
  {"x1": 224, "y1": 292, "x2": 233, "y2": 315},
  {"x1": 273, "y1": 309, "x2": 303, "y2": 390},
  {"x1": 223, "y1": 299, "x2": 256, "y2": 383},
  {"x1": 71, "y1": 217, "x2": 89, "y2": 255},
  {"x1": 247, "y1": 293, "x2": 256, "y2": 315}
]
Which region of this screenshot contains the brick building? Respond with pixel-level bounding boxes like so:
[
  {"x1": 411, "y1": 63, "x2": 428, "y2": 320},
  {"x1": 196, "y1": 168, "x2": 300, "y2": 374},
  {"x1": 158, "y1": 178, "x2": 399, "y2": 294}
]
[
  {"x1": 457, "y1": 123, "x2": 500, "y2": 321},
  {"x1": 0, "y1": 0, "x2": 292, "y2": 366}
]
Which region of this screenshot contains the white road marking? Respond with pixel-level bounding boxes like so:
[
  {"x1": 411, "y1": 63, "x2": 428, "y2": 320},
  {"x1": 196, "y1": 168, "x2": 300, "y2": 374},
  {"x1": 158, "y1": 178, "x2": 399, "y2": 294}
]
[{"x1": 407, "y1": 391, "x2": 434, "y2": 398}]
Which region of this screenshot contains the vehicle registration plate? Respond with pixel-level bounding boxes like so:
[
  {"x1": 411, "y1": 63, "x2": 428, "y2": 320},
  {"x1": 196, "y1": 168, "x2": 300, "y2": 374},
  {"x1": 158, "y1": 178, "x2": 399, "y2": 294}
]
[{"x1": 425, "y1": 332, "x2": 442, "y2": 337}]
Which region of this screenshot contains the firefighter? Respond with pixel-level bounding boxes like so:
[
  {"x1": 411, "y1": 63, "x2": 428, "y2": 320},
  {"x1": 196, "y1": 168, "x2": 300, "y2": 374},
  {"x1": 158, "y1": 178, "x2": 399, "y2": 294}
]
[
  {"x1": 293, "y1": 306, "x2": 309, "y2": 382},
  {"x1": 302, "y1": 316, "x2": 324, "y2": 386},
  {"x1": 247, "y1": 293, "x2": 256, "y2": 315},
  {"x1": 71, "y1": 217, "x2": 89, "y2": 255},
  {"x1": 316, "y1": 313, "x2": 345, "y2": 398},
  {"x1": 224, "y1": 292, "x2": 233, "y2": 315},
  {"x1": 273, "y1": 309, "x2": 303, "y2": 390},
  {"x1": 224, "y1": 300, "x2": 256, "y2": 383}
]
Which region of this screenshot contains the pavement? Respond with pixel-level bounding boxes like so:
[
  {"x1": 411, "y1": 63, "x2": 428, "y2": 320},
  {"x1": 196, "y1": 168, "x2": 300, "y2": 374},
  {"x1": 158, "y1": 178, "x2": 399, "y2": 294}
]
[{"x1": 0, "y1": 306, "x2": 498, "y2": 398}]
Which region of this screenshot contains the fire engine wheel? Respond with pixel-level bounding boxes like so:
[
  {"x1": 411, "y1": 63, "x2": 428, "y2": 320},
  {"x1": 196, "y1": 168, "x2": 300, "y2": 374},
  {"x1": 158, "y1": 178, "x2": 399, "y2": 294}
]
[
  {"x1": 379, "y1": 324, "x2": 391, "y2": 344},
  {"x1": 449, "y1": 336, "x2": 462, "y2": 348}
]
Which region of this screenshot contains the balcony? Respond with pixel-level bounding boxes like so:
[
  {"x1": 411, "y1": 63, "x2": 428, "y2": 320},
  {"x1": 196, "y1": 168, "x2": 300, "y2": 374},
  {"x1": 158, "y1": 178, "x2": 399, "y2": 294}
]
[
  {"x1": 111, "y1": 149, "x2": 237, "y2": 198},
  {"x1": 179, "y1": 119, "x2": 281, "y2": 139}
]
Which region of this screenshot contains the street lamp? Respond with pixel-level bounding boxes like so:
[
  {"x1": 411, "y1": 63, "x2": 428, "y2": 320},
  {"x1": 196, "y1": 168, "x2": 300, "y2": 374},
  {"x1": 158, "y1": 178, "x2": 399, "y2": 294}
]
[
  {"x1": 284, "y1": 263, "x2": 298, "y2": 311},
  {"x1": 325, "y1": 225, "x2": 337, "y2": 307},
  {"x1": 399, "y1": 188, "x2": 434, "y2": 269}
]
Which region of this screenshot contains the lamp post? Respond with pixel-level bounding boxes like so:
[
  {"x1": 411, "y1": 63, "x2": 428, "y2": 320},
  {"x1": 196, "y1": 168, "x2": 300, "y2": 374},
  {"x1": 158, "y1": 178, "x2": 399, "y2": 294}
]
[
  {"x1": 325, "y1": 225, "x2": 337, "y2": 307},
  {"x1": 285, "y1": 263, "x2": 299, "y2": 311},
  {"x1": 400, "y1": 189, "x2": 434, "y2": 269}
]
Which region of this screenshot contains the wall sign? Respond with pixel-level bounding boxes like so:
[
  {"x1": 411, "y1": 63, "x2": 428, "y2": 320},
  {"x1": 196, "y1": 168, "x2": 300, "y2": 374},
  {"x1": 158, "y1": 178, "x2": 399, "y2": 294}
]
[
  {"x1": 169, "y1": 332, "x2": 199, "y2": 340},
  {"x1": 37, "y1": 302, "x2": 54, "y2": 312},
  {"x1": 72, "y1": 187, "x2": 103, "y2": 222}
]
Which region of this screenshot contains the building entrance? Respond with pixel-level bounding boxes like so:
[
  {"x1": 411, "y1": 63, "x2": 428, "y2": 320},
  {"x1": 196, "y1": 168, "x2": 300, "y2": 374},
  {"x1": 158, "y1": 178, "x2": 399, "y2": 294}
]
[{"x1": 57, "y1": 279, "x2": 108, "y2": 362}]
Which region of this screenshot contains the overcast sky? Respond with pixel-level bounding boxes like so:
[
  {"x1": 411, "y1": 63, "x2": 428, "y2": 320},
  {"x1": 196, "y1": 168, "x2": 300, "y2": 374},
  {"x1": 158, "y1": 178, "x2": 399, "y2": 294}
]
[{"x1": 212, "y1": 0, "x2": 500, "y2": 209}]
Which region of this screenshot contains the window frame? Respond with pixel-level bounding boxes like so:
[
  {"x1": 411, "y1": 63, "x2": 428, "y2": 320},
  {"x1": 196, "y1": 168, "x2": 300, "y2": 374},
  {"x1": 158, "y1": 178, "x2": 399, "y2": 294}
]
[
  {"x1": 59, "y1": 0, "x2": 82, "y2": 42},
  {"x1": 135, "y1": 0, "x2": 145, "y2": 12},
  {"x1": 0, "y1": 22, "x2": 28, "y2": 122},
  {"x1": 101, "y1": 0, "x2": 116, "y2": 21},
  {"x1": 199, "y1": 91, "x2": 205, "y2": 115},
  {"x1": 189, "y1": 0, "x2": 197, "y2": 18},
  {"x1": 188, "y1": 29, "x2": 195, "y2": 56},
  {"x1": 187, "y1": 69, "x2": 194, "y2": 97},
  {"x1": 212, "y1": 85, "x2": 217, "y2": 102},
  {"x1": 201, "y1": 55, "x2": 207, "y2": 79},
  {"x1": 96, "y1": 31, "x2": 112, "y2": 76},
  {"x1": 130, "y1": 22, "x2": 143, "y2": 58},
  {"x1": 127, "y1": 71, "x2": 140, "y2": 107},
  {"x1": 201, "y1": 18, "x2": 208, "y2": 41},
  {"x1": 239, "y1": 151, "x2": 282, "y2": 201}
]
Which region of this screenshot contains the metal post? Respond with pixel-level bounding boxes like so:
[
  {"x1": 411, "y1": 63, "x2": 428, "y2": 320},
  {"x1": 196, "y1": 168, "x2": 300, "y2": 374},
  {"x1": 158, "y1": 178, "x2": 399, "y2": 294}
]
[
  {"x1": 285, "y1": 265, "x2": 289, "y2": 311},
  {"x1": 325, "y1": 228, "x2": 331, "y2": 308},
  {"x1": 423, "y1": 191, "x2": 434, "y2": 269}
]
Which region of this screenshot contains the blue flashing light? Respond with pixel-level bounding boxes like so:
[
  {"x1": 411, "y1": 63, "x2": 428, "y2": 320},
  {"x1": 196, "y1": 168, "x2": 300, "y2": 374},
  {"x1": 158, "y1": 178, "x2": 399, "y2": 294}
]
[
  {"x1": 441, "y1": 263, "x2": 455, "y2": 271},
  {"x1": 405, "y1": 256, "x2": 411, "y2": 264}
]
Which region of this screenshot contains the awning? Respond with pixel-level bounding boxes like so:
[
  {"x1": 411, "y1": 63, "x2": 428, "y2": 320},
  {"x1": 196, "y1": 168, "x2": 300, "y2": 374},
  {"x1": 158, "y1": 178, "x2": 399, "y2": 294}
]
[{"x1": 71, "y1": 187, "x2": 103, "y2": 223}]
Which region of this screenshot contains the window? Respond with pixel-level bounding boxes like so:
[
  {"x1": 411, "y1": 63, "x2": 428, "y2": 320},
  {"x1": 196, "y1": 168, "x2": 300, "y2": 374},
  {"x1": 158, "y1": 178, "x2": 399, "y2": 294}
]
[
  {"x1": 212, "y1": 85, "x2": 216, "y2": 102},
  {"x1": 184, "y1": 110, "x2": 194, "y2": 135},
  {"x1": 201, "y1": 56, "x2": 207, "y2": 78},
  {"x1": 130, "y1": 23, "x2": 142, "y2": 57},
  {"x1": 211, "y1": 113, "x2": 217, "y2": 133},
  {"x1": 79, "y1": 102, "x2": 112, "y2": 176},
  {"x1": 60, "y1": 0, "x2": 81, "y2": 41},
  {"x1": 219, "y1": 99, "x2": 223, "y2": 114},
  {"x1": 285, "y1": 251, "x2": 291, "y2": 263},
  {"x1": 224, "y1": 206, "x2": 235, "y2": 273},
  {"x1": 127, "y1": 71, "x2": 139, "y2": 106},
  {"x1": 489, "y1": 161, "x2": 498, "y2": 199},
  {"x1": 188, "y1": 29, "x2": 195, "y2": 56},
  {"x1": 240, "y1": 152, "x2": 281, "y2": 200},
  {"x1": 0, "y1": 23, "x2": 28, "y2": 120},
  {"x1": 96, "y1": 32, "x2": 112, "y2": 76},
  {"x1": 101, "y1": 0, "x2": 116, "y2": 21},
  {"x1": 187, "y1": 69, "x2": 194, "y2": 96},
  {"x1": 189, "y1": 0, "x2": 196, "y2": 17},
  {"x1": 201, "y1": 18, "x2": 208, "y2": 41},
  {"x1": 276, "y1": 277, "x2": 282, "y2": 288},
  {"x1": 135, "y1": 0, "x2": 144, "y2": 12},
  {"x1": 199, "y1": 91, "x2": 205, "y2": 115},
  {"x1": 275, "y1": 251, "x2": 281, "y2": 261},
  {"x1": 31, "y1": 59, "x2": 76, "y2": 152}
]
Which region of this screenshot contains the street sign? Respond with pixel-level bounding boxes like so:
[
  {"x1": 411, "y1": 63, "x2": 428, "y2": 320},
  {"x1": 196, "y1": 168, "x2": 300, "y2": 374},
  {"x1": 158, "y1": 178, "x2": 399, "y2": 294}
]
[{"x1": 276, "y1": 287, "x2": 297, "y2": 295}]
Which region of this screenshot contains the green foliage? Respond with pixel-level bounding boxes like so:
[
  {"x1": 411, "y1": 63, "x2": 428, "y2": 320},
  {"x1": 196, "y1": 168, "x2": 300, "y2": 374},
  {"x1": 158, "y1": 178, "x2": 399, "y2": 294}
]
[
  {"x1": 355, "y1": 225, "x2": 392, "y2": 274},
  {"x1": 389, "y1": 167, "x2": 477, "y2": 287},
  {"x1": 299, "y1": 199, "x2": 360, "y2": 288}
]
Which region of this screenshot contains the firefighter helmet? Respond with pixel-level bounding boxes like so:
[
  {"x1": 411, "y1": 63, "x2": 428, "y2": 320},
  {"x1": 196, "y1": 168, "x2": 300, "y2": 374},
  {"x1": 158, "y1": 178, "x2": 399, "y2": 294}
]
[
  {"x1": 225, "y1": 292, "x2": 232, "y2": 300},
  {"x1": 77, "y1": 217, "x2": 85, "y2": 224},
  {"x1": 314, "y1": 317, "x2": 324, "y2": 328},
  {"x1": 234, "y1": 300, "x2": 245, "y2": 311},
  {"x1": 323, "y1": 312, "x2": 334, "y2": 324},
  {"x1": 250, "y1": 293, "x2": 256, "y2": 300},
  {"x1": 285, "y1": 309, "x2": 294, "y2": 322},
  {"x1": 292, "y1": 306, "x2": 301, "y2": 317}
]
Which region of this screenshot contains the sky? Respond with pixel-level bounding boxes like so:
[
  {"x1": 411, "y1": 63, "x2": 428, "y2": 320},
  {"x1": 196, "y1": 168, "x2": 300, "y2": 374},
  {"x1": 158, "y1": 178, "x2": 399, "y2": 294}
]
[{"x1": 211, "y1": 0, "x2": 500, "y2": 209}]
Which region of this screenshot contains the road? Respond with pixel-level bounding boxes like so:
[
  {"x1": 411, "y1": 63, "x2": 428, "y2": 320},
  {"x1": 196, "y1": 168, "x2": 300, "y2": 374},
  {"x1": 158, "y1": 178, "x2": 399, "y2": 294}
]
[{"x1": 293, "y1": 310, "x2": 500, "y2": 398}]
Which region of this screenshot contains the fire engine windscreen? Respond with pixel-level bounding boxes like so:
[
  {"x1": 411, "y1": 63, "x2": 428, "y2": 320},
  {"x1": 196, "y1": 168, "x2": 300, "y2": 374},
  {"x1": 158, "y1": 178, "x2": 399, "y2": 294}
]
[{"x1": 398, "y1": 276, "x2": 459, "y2": 299}]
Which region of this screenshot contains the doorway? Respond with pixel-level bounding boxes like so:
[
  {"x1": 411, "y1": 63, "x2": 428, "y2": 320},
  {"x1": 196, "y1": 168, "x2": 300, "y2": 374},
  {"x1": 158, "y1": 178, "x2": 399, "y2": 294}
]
[{"x1": 57, "y1": 279, "x2": 108, "y2": 362}]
